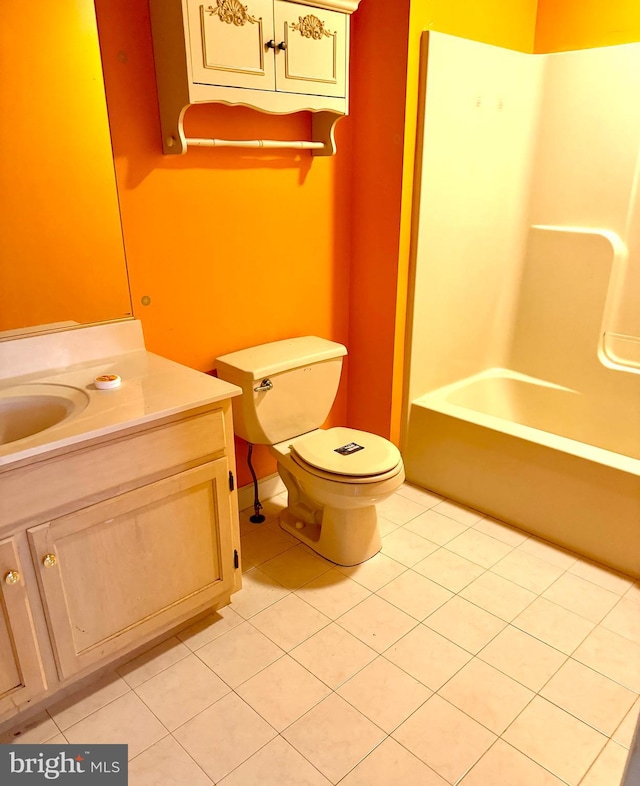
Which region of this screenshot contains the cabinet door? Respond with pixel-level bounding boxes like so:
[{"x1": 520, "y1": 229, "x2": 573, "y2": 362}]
[
  {"x1": 0, "y1": 537, "x2": 46, "y2": 716},
  {"x1": 28, "y1": 461, "x2": 235, "y2": 680},
  {"x1": 187, "y1": 0, "x2": 276, "y2": 90},
  {"x1": 274, "y1": 1, "x2": 347, "y2": 98}
]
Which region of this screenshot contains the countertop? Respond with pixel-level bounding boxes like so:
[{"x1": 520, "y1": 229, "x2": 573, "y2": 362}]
[{"x1": 0, "y1": 349, "x2": 241, "y2": 468}]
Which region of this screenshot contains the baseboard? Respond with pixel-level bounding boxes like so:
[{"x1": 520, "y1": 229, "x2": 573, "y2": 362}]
[{"x1": 237, "y1": 473, "x2": 286, "y2": 512}]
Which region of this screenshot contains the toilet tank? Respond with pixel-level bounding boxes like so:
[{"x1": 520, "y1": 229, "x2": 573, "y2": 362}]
[{"x1": 216, "y1": 337, "x2": 347, "y2": 445}]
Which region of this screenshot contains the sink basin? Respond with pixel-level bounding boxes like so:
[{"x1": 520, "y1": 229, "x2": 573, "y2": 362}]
[{"x1": 0, "y1": 384, "x2": 89, "y2": 445}]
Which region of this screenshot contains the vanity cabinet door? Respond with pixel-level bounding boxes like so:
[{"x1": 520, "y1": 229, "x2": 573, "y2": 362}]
[
  {"x1": 274, "y1": 1, "x2": 347, "y2": 98},
  {"x1": 187, "y1": 0, "x2": 276, "y2": 90},
  {"x1": 0, "y1": 537, "x2": 46, "y2": 717},
  {"x1": 28, "y1": 460, "x2": 235, "y2": 680}
]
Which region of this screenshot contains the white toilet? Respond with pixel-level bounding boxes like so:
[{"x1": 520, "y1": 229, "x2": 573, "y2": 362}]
[{"x1": 216, "y1": 336, "x2": 405, "y2": 566}]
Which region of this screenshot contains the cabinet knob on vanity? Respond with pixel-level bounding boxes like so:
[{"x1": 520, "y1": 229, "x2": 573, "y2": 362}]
[
  {"x1": 4, "y1": 570, "x2": 20, "y2": 585},
  {"x1": 277, "y1": 41, "x2": 287, "y2": 51},
  {"x1": 42, "y1": 554, "x2": 57, "y2": 569},
  {"x1": 266, "y1": 39, "x2": 276, "y2": 49}
]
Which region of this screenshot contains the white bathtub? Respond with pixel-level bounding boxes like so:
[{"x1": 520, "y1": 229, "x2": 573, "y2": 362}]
[{"x1": 403, "y1": 369, "x2": 640, "y2": 578}]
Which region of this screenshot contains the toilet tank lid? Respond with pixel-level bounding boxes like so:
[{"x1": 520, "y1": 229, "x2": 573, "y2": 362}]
[{"x1": 216, "y1": 336, "x2": 347, "y2": 381}]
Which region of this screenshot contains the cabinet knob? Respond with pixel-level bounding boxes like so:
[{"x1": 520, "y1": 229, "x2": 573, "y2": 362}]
[
  {"x1": 4, "y1": 570, "x2": 20, "y2": 585},
  {"x1": 266, "y1": 39, "x2": 276, "y2": 49},
  {"x1": 42, "y1": 554, "x2": 57, "y2": 569},
  {"x1": 277, "y1": 41, "x2": 287, "y2": 51}
]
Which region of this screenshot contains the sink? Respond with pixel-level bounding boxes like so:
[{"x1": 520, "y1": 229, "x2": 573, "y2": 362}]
[{"x1": 0, "y1": 384, "x2": 90, "y2": 445}]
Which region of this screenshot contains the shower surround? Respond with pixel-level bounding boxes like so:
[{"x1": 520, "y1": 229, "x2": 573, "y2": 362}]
[{"x1": 403, "y1": 33, "x2": 640, "y2": 578}]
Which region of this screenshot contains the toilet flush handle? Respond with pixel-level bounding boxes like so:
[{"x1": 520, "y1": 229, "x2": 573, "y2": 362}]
[{"x1": 254, "y1": 378, "x2": 273, "y2": 393}]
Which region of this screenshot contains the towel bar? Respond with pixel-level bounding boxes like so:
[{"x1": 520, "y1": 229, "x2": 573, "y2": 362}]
[{"x1": 185, "y1": 137, "x2": 326, "y2": 151}]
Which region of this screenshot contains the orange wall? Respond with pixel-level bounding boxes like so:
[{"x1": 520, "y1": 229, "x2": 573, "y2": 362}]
[
  {"x1": 346, "y1": 0, "x2": 412, "y2": 440},
  {"x1": 94, "y1": 0, "x2": 351, "y2": 485},
  {"x1": 536, "y1": 0, "x2": 640, "y2": 52},
  {"x1": 411, "y1": 0, "x2": 538, "y2": 53}
]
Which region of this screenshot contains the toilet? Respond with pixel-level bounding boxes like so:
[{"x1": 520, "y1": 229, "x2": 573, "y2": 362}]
[{"x1": 216, "y1": 336, "x2": 405, "y2": 566}]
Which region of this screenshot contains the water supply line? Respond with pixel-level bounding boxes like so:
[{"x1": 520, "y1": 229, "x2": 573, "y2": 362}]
[{"x1": 247, "y1": 443, "x2": 265, "y2": 523}]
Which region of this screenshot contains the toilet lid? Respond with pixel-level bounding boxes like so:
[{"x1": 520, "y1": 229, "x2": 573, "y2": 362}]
[{"x1": 291, "y1": 427, "x2": 401, "y2": 477}]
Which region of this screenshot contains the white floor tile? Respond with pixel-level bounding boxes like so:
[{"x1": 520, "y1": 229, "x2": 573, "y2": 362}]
[
  {"x1": 116, "y1": 637, "x2": 190, "y2": 688},
  {"x1": 283, "y1": 694, "x2": 385, "y2": 783},
  {"x1": 250, "y1": 594, "x2": 330, "y2": 651},
  {"x1": 503, "y1": 696, "x2": 607, "y2": 785},
  {"x1": 218, "y1": 736, "x2": 331, "y2": 785},
  {"x1": 174, "y1": 693, "x2": 277, "y2": 783},
  {"x1": 196, "y1": 621, "x2": 283, "y2": 688},
  {"x1": 375, "y1": 493, "x2": 427, "y2": 525},
  {"x1": 413, "y1": 547, "x2": 485, "y2": 592},
  {"x1": 404, "y1": 509, "x2": 468, "y2": 546},
  {"x1": 395, "y1": 483, "x2": 444, "y2": 509},
  {"x1": 512, "y1": 597, "x2": 595, "y2": 655},
  {"x1": 236, "y1": 655, "x2": 331, "y2": 731},
  {"x1": 430, "y1": 499, "x2": 484, "y2": 526},
  {"x1": 380, "y1": 527, "x2": 438, "y2": 567},
  {"x1": 134, "y1": 654, "x2": 230, "y2": 730},
  {"x1": 64, "y1": 693, "x2": 167, "y2": 760},
  {"x1": 384, "y1": 624, "x2": 472, "y2": 691},
  {"x1": 129, "y1": 735, "x2": 213, "y2": 786},
  {"x1": 339, "y1": 737, "x2": 448, "y2": 785},
  {"x1": 259, "y1": 546, "x2": 333, "y2": 589},
  {"x1": 337, "y1": 656, "x2": 431, "y2": 733},
  {"x1": 424, "y1": 596, "x2": 506, "y2": 654},
  {"x1": 290, "y1": 622, "x2": 377, "y2": 689},
  {"x1": 48, "y1": 672, "x2": 130, "y2": 732},
  {"x1": 15, "y1": 490, "x2": 636, "y2": 786},
  {"x1": 230, "y1": 567, "x2": 290, "y2": 619},
  {"x1": 392, "y1": 695, "x2": 496, "y2": 784},
  {"x1": 295, "y1": 568, "x2": 371, "y2": 619},
  {"x1": 336, "y1": 552, "x2": 407, "y2": 591},
  {"x1": 376, "y1": 569, "x2": 453, "y2": 621},
  {"x1": 177, "y1": 606, "x2": 244, "y2": 650},
  {"x1": 337, "y1": 595, "x2": 417, "y2": 653}
]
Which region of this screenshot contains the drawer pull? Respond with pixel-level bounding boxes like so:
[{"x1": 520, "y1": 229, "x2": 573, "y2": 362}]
[
  {"x1": 43, "y1": 554, "x2": 57, "y2": 568},
  {"x1": 4, "y1": 570, "x2": 20, "y2": 585}
]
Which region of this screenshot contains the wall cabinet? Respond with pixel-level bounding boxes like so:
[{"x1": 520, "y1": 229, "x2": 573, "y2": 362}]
[
  {"x1": 0, "y1": 402, "x2": 240, "y2": 727},
  {"x1": 149, "y1": 0, "x2": 362, "y2": 155},
  {"x1": 187, "y1": 0, "x2": 347, "y2": 98}
]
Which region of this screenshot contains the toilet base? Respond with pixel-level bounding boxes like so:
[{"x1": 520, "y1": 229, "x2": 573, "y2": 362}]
[{"x1": 280, "y1": 504, "x2": 382, "y2": 567}]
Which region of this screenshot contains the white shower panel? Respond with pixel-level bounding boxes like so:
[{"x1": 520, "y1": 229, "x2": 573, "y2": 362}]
[{"x1": 406, "y1": 32, "x2": 544, "y2": 403}]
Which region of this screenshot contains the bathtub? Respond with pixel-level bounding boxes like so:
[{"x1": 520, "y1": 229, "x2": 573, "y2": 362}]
[{"x1": 403, "y1": 369, "x2": 640, "y2": 578}]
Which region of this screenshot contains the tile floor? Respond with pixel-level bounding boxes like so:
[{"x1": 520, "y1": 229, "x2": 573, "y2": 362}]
[{"x1": 3, "y1": 484, "x2": 639, "y2": 785}]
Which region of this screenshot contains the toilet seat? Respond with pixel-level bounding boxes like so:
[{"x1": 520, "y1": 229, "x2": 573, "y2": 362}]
[{"x1": 289, "y1": 427, "x2": 402, "y2": 483}]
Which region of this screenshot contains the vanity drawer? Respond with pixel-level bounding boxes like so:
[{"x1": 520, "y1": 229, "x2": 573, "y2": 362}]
[{"x1": 0, "y1": 409, "x2": 227, "y2": 528}]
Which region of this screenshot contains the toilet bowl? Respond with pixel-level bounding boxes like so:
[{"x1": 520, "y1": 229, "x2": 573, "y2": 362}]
[
  {"x1": 215, "y1": 337, "x2": 405, "y2": 566},
  {"x1": 272, "y1": 427, "x2": 405, "y2": 565}
]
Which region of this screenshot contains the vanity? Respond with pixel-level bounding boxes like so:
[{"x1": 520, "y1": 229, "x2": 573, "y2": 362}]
[{"x1": 0, "y1": 320, "x2": 242, "y2": 729}]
